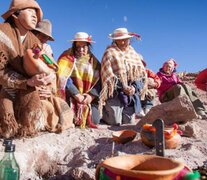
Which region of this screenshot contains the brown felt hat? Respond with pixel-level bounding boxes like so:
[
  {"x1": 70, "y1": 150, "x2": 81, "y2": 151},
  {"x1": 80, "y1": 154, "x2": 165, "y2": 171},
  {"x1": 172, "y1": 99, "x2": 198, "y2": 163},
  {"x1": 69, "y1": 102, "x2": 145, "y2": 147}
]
[
  {"x1": 35, "y1": 19, "x2": 54, "y2": 41},
  {"x1": 1, "y1": 0, "x2": 43, "y2": 22}
]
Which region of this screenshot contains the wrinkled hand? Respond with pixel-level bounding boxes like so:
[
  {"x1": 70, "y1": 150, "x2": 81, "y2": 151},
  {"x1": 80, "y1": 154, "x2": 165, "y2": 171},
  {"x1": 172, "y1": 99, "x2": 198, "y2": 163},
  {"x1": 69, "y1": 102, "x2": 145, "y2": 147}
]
[
  {"x1": 124, "y1": 86, "x2": 135, "y2": 96},
  {"x1": 74, "y1": 93, "x2": 85, "y2": 103},
  {"x1": 123, "y1": 85, "x2": 131, "y2": 95},
  {"x1": 148, "y1": 78, "x2": 157, "y2": 89},
  {"x1": 43, "y1": 72, "x2": 56, "y2": 84},
  {"x1": 128, "y1": 86, "x2": 135, "y2": 96},
  {"x1": 36, "y1": 86, "x2": 52, "y2": 99},
  {"x1": 148, "y1": 82, "x2": 157, "y2": 89},
  {"x1": 82, "y1": 93, "x2": 94, "y2": 105},
  {"x1": 27, "y1": 72, "x2": 55, "y2": 87}
]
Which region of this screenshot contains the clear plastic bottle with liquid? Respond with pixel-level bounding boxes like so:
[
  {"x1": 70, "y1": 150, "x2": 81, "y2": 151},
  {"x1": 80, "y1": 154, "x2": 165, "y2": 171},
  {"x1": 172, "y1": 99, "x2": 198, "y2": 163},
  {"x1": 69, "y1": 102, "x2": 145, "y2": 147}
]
[{"x1": 0, "y1": 144, "x2": 19, "y2": 180}]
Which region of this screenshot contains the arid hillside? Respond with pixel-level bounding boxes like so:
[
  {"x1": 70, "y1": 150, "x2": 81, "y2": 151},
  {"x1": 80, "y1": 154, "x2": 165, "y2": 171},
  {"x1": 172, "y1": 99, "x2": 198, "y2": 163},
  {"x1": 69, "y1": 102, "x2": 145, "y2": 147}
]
[{"x1": 0, "y1": 72, "x2": 206, "y2": 180}]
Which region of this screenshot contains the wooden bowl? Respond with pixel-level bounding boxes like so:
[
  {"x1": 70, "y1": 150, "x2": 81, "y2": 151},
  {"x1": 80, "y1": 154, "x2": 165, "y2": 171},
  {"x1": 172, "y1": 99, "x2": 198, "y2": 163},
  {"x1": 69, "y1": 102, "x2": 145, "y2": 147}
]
[
  {"x1": 112, "y1": 130, "x2": 137, "y2": 144},
  {"x1": 96, "y1": 154, "x2": 184, "y2": 180}
]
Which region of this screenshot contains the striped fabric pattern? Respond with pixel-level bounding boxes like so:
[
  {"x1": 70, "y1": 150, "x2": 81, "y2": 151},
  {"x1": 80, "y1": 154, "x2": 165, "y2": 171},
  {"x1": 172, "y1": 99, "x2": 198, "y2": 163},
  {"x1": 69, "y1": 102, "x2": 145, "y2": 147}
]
[
  {"x1": 71, "y1": 55, "x2": 99, "y2": 94},
  {"x1": 57, "y1": 51, "x2": 75, "y2": 99},
  {"x1": 57, "y1": 48, "x2": 100, "y2": 128},
  {"x1": 99, "y1": 43, "x2": 147, "y2": 115}
]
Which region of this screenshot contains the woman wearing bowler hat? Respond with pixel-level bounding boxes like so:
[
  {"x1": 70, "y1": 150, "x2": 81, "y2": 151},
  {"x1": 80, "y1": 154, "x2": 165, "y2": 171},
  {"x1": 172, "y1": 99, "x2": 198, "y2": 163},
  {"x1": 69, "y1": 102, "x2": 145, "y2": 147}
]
[{"x1": 57, "y1": 32, "x2": 101, "y2": 128}]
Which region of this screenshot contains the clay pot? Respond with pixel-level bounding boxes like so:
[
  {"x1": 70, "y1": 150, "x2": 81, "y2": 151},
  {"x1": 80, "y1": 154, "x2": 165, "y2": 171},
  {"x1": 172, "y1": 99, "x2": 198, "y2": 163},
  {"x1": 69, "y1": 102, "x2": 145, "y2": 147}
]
[
  {"x1": 112, "y1": 130, "x2": 137, "y2": 144},
  {"x1": 96, "y1": 154, "x2": 184, "y2": 180},
  {"x1": 165, "y1": 128, "x2": 181, "y2": 149},
  {"x1": 140, "y1": 127, "x2": 181, "y2": 149}
]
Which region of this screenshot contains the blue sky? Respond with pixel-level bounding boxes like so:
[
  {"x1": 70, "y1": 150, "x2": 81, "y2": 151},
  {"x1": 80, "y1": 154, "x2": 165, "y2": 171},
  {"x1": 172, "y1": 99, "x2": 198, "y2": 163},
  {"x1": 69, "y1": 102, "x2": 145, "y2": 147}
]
[{"x1": 1, "y1": 0, "x2": 207, "y2": 73}]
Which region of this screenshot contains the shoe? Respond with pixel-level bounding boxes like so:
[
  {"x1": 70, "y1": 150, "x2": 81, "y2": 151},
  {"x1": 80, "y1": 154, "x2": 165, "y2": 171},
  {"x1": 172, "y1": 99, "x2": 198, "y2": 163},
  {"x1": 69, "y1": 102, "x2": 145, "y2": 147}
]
[
  {"x1": 197, "y1": 110, "x2": 207, "y2": 120},
  {"x1": 144, "y1": 107, "x2": 151, "y2": 115},
  {"x1": 197, "y1": 115, "x2": 202, "y2": 120},
  {"x1": 137, "y1": 109, "x2": 145, "y2": 118}
]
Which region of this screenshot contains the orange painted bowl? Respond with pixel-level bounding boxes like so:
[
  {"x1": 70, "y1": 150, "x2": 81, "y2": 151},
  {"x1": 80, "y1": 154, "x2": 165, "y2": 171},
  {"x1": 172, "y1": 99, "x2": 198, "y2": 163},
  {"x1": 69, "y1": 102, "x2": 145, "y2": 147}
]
[
  {"x1": 95, "y1": 154, "x2": 184, "y2": 180},
  {"x1": 140, "y1": 127, "x2": 181, "y2": 149},
  {"x1": 112, "y1": 130, "x2": 137, "y2": 144}
]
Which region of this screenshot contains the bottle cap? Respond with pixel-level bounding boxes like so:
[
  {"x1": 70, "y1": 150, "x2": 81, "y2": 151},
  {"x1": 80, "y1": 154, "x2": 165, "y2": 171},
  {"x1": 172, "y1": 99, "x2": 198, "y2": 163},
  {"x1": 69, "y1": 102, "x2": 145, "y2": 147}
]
[
  {"x1": 5, "y1": 144, "x2": 15, "y2": 152},
  {"x1": 3, "y1": 138, "x2": 12, "y2": 146}
]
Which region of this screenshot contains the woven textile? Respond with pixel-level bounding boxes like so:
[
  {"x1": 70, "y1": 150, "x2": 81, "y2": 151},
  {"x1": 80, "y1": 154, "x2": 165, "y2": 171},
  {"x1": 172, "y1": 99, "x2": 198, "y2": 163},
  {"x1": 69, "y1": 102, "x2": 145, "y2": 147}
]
[
  {"x1": 57, "y1": 48, "x2": 100, "y2": 128},
  {"x1": 99, "y1": 43, "x2": 147, "y2": 115}
]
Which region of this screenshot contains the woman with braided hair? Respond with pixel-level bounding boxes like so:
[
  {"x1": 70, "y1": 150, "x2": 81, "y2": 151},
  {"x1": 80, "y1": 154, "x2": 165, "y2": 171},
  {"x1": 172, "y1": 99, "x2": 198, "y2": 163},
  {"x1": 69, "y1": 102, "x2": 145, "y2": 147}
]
[{"x1": 57, "y1": 32, "x2": 101, "y2": 128}]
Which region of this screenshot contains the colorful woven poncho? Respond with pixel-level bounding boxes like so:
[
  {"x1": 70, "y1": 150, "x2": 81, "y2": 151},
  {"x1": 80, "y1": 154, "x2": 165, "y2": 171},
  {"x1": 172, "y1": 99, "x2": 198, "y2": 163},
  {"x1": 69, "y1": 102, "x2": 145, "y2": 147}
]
[{"x1": 57, "y1": 48, "x2": 100, "y2": 128}]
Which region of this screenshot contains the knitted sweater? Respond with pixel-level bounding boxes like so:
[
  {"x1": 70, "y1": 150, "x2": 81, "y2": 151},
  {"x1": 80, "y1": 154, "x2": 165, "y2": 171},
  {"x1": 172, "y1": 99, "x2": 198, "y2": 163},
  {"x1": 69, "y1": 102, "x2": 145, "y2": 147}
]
[{"x1": 157, "y1": 70, "x2": 183, "y2": 101}]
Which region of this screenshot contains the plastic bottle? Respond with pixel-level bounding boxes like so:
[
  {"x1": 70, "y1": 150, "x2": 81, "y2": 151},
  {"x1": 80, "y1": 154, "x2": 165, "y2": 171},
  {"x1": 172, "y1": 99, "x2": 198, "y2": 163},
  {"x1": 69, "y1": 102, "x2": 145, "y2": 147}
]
[{"x1": 0, "y1": 144, "x2": 20, "y2": 180}]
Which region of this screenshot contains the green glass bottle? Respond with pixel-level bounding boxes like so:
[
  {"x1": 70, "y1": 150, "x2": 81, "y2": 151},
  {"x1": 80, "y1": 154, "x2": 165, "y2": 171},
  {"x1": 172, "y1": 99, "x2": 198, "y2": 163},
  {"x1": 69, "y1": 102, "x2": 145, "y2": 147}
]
[
  {"x1": 3, "y1": 139, "x2": 12, "y2": 146},
  {"x1": 0, "y1": 144, "x2": 20, "y2": 180},
  {"x1": 0, "y1": 139, "x2": 13, "y2": 164}
]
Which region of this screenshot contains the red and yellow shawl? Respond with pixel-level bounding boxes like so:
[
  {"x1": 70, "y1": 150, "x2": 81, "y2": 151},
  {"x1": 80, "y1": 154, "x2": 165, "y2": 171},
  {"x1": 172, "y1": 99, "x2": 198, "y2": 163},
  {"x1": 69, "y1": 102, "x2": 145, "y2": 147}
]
[{"x1": 57, "y1": 48, "x2": 100, "y2": 128}]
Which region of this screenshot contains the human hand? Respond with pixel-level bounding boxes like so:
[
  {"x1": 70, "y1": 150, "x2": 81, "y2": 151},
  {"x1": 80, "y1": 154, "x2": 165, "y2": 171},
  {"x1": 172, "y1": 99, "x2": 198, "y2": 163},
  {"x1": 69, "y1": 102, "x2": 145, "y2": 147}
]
[
  {"x1": 43, "y1": 72, "x2": 56, "y2": 85},
  {"x1": 124, "y1": 86, "x2": 135, "y2": 96},
  {"x1": 27, "y1": 72, "x2": 55, "y2": 87},
  {"x1": 82, "y1": 93, "x2": 94, "y2": 105},
  {"x1": 27, "y1": 73, "x2": 46, "y2": 87},
  {"x1": 123, "y1": 85, "x2": 131, "y2": 95},
  {"x1": 36, "y1": 86, "x2": 52, "y2": 99},
  {"x1": 128, "y1": 86, "x2": 135, "y2": 96},
  {"x1": 74, "y1": 93, "x2": 85, "y2": 103},
  {"x1": 148, "y1": 81, "x2": 157, "y2": 89}
]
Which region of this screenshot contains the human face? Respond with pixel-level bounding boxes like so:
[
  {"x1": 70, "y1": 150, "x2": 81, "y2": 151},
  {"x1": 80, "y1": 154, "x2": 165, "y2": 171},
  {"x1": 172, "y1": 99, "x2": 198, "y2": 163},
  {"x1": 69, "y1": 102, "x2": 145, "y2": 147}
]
[
  {"x1": 115, "y1": 38, "x2": 130, "y2": 51},
  {"x1": 36, "y1": 33, "x2": 49, "y2": 44},
  {"x1": 75, "y1": 41, "x2": 89, "y2": 57},
  {"x1": 14, "y1": 8, "x2": 37, "y2": 31},
  {"x1": 163, "y1": 63, "x2": 174, "y2": 74}
]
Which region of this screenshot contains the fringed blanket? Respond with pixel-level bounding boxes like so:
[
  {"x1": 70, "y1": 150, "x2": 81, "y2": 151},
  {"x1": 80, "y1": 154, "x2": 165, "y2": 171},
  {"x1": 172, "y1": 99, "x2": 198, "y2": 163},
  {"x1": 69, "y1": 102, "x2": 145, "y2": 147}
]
[
  {"x1": 99, "y1": 43, "x2": 148, "y2": 115},
  {"x1": 57, "y1": 48, "x2": 100, "y2": 128}
]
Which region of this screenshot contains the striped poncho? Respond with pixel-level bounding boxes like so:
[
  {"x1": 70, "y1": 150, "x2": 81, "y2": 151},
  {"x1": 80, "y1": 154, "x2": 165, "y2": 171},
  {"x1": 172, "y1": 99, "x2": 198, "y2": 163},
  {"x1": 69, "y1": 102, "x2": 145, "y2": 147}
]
[
  {"x1": 57, "y1": 48, "x2": 100, "y2": 128},
  {"x1": 99, "y1": 43, "x2": 148, "y2": 115}
]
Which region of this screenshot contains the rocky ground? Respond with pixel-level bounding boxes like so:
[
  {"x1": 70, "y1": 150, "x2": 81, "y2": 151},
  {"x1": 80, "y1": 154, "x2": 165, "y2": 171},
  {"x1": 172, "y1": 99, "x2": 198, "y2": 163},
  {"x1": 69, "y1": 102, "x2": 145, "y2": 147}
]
[{"x1": 0, "y1": 72, "x2": 206, "y2": 180}]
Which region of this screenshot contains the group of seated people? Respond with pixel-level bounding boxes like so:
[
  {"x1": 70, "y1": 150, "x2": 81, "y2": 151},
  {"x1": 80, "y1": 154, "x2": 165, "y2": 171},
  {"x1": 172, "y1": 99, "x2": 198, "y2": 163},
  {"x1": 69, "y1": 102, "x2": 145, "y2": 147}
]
[{"x1": 0, "y1": 0, "x2": 206, "y2": 138}]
